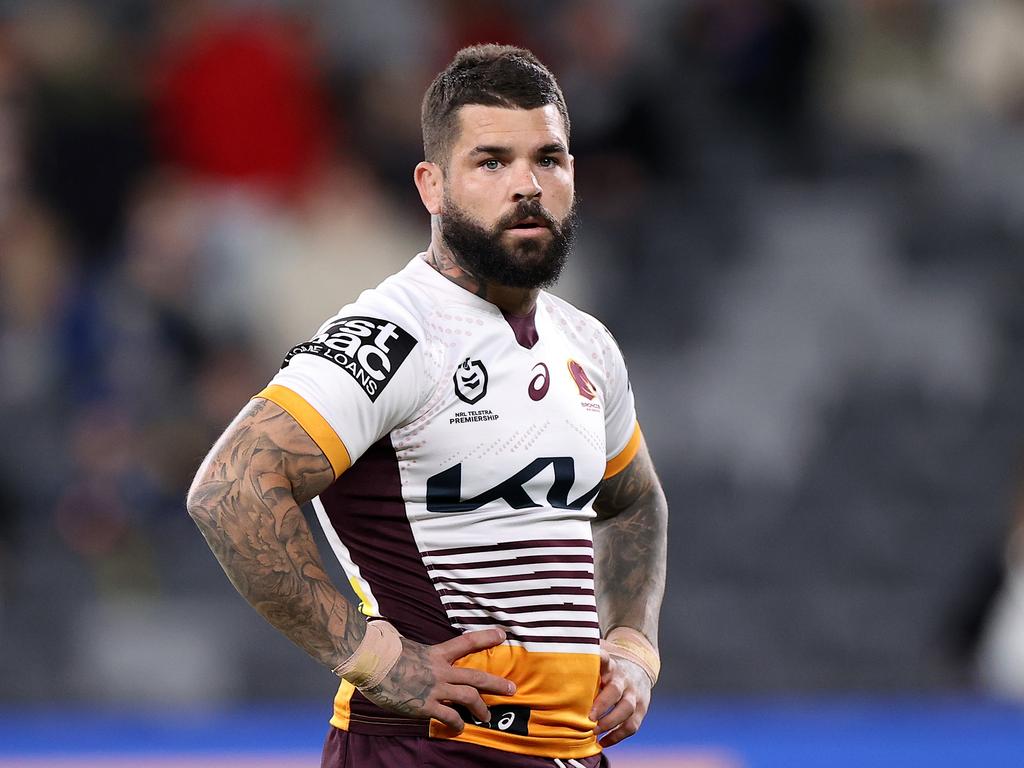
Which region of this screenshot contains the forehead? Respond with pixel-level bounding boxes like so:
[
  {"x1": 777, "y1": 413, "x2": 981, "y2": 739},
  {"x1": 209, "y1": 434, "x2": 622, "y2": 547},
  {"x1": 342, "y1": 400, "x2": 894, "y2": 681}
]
[{"x1": 451, "y1": 104, "x2": 567, "y2": 153}]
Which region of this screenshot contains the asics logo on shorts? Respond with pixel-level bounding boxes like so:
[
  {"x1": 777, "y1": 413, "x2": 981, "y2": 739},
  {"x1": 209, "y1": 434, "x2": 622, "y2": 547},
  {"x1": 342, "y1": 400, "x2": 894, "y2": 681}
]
[{"x1": 452, "y1": 704, "x2": 531, "y2": 736}]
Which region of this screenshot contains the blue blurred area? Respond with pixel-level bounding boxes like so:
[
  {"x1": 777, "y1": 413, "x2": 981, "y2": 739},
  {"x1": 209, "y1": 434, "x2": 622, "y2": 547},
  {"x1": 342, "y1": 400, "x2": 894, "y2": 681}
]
[{"x1": 4, "y1": 698, "x2": 1024, "y2": 768}]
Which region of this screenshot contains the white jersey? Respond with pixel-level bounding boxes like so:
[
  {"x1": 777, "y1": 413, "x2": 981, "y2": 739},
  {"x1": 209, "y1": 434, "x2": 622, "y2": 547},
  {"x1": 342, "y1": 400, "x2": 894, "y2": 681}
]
[{"x1": 257, "y1": 256, "x2": 640, "y2": 760}]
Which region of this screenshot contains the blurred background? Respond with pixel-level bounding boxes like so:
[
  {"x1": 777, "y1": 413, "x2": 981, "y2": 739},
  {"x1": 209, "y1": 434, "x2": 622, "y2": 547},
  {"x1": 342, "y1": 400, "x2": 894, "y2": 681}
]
[{"x1": 4, "y1": 0, "x2": 1024, "y2": 765}]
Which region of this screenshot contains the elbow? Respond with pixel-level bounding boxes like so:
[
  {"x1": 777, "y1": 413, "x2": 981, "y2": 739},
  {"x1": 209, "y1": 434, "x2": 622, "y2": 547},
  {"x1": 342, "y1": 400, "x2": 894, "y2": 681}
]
[
  {"x1": 185, "y1": 490, "x2": 205, "y2": 526},
  {"x1": 185, "y1": 470, "x2": 215, "y2": 525}
]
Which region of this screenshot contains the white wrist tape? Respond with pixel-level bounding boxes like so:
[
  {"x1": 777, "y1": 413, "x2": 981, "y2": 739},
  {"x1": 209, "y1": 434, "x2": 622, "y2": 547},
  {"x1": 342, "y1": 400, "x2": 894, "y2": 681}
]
[
  {"x1": 331, "y1": 620, "x2": 403, "y2": 689},
  {"x1": 601, "y1": 627, "x2": 660, "y2": 686}
]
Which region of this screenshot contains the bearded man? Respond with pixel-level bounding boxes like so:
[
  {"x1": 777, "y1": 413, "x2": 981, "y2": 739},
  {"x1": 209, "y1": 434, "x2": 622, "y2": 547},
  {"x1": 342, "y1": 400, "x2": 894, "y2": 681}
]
[{"x1": 187, "y1": 44, "x2": 667, "y2": 768}]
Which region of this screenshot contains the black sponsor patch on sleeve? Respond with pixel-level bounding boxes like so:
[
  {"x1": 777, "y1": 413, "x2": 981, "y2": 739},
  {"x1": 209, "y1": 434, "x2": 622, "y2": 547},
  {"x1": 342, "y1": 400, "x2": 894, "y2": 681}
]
[{"x1": 282, "y1": 316, "x2": 416, "y2": 402}]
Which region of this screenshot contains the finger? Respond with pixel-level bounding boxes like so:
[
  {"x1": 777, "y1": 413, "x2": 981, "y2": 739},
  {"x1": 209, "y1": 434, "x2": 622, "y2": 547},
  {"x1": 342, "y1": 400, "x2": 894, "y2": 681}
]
[
  {"x1": 599, "y1": 715, "x2": 641, "y2": 748},
  {"x1": 449, "y1": 666, "x2": 517, "y2": 696},
  {"x1": 436, "y1": 628, "x2": 507, "y2": 662},
  {"x1": 440, "y1": 683, "x2": 490, "y2": 724},
  {"x1": 428, "y1": 703, "x2": 466, "y2": 734},
  {"x1": 596, "y1": 695, "x2": 634, "y2": 735},
  {"x1": 599, "y1": 646, "x2": 611, "y2": 675},
  {"x1": 588, "y1": 679, "x2": 623, "y2": 721}
]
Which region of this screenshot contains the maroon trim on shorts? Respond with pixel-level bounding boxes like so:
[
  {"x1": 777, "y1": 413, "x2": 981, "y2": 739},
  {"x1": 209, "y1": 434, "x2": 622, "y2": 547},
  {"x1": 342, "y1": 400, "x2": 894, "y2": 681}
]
[
  {"x1": 318, "y1": 435, "x2": 456, "y2": 735},
  {"x1": 321, "y1": 726, "x2": 610, "y2": 768}
]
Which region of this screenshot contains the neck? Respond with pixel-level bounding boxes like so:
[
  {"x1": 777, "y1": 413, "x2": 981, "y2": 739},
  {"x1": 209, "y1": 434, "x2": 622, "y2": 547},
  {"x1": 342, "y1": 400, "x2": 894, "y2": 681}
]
[{"x1": 422, "y1": 220, "x2": 540, "y2": 316}]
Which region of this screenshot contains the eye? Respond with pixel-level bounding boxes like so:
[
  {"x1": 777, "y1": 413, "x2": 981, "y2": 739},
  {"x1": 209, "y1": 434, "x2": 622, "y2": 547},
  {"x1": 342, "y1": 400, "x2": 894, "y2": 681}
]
[
  {"x1": 481, "y1": 159, "x2": 502, "y2": 170},
  {"x1": 538, "y1": 156, "x2": 559, "y2": 168}
]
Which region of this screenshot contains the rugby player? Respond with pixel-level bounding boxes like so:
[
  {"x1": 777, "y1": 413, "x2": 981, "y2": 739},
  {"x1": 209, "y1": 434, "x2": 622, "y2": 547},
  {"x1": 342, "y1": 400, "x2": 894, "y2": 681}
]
[{"x1": 187, "y1": 45, "x2": 667, "y2": 767}]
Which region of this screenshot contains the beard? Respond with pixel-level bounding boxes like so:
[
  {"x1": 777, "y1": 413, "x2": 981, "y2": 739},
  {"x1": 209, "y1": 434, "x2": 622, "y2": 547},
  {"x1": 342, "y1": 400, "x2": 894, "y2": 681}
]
[{"x1": 439, "y1": 193, "x2": 579, "y2": 290}]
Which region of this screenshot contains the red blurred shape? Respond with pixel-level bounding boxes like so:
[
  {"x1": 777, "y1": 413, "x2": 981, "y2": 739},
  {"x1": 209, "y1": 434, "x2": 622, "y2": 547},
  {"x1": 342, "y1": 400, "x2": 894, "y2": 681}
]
[{"x1": 151, "y1": 15, "x2": 330, "y2": 192}]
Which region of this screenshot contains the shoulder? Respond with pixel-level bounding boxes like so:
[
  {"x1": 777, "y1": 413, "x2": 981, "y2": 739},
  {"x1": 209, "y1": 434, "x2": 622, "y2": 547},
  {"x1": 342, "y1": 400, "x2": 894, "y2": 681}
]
[
  {"x1": 312, "y1": 260, "x2": 455, "y2": 348},
  {"x1": 540, "y1": 292, "x2": 624, "y2": 358},
  {"x1": 291, "y1": 261, "x2": 458, "y2": 399}
]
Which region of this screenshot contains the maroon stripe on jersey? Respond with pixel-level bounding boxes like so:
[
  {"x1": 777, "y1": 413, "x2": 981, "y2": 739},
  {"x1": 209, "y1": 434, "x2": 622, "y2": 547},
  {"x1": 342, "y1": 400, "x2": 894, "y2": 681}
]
[
  {"x1": 317, "y1": 436, "x2": 456, "y2": 730},
  {"x1": 504, "y1": 631, "x2": 601, "y2": 645},
  {"x1": 450, "y1": 616, "x2": 602, "y2": 629},
  {"x1": 427, "y1": 553, "x2": 594, "y2": 570},
  {"x1": 431, "y1": 569, "x2": 593, "y2": 585},
  {"x1": 421, "y1": 539, "x2": 592, "y2": 557},
  {"x1": 440, "y1": 600, "x2": 598, "y2": 615},
  {"x1": 437, "y1": 585, "x2": 595, "y2": 600}
]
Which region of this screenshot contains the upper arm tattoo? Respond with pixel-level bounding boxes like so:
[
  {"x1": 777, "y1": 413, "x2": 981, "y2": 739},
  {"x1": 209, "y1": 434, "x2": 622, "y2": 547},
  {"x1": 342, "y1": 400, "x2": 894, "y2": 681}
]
[
  {"x1": 186, "y1": 397, "x2": 364, "y2": 669},
  {"x1": 593, "y1": 441, "x2": 659, "y2": 521},
  {"x1": 591, "y1": 439, "x2": 668, "y2": 644}
]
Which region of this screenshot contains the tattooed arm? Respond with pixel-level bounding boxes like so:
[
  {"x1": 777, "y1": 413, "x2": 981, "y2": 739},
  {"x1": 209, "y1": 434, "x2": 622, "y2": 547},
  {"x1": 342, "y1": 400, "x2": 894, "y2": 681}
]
[
  {"x1": 186, "y1": 397, "x2": 364, "y2": 669},
  {"x1": 589, "y1": 435, "x2": 668, "y2": 747},
  {"x1": 186, "y1": 397, "x2": 513, "y2": 731}
]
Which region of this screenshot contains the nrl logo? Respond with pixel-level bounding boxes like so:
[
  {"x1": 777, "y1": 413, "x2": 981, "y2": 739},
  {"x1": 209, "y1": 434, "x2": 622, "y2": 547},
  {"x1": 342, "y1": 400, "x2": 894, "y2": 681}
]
[{"x1": 454, "y1": 358, "x2": 488, "y2": 404}]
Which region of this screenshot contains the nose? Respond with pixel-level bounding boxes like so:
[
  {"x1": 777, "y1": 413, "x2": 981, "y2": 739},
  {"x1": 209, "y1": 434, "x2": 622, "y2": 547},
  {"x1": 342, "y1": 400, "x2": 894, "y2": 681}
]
[{"x1": 511, "y1": 162, "x2": 542, "y2": 201}]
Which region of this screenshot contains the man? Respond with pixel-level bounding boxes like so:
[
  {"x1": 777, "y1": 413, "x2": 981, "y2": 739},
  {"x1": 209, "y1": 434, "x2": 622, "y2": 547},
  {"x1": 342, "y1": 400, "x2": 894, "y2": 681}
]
[{"x1": 187, "y1": 45, "x2": 667, "y2": 767}]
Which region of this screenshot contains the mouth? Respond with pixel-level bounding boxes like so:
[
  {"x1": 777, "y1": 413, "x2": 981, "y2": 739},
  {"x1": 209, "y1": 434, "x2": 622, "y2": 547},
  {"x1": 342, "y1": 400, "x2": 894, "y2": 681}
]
[{"x1": 506, "y1": 217, "x2": 551, "y2": 233}]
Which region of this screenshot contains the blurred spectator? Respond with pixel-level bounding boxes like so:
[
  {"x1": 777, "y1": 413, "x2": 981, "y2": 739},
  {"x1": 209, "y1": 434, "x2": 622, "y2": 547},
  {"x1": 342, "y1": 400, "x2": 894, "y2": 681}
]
[
  {"x1": 977, "y1": 475, "x2": 1024, "y2": 698},
  {"x1": 151, "y1": 9, "x2": 331, "y2": 195},
  {"x1": 829, "y1": 0, "x2": 955, "y2": 156},
  {"x1": 17, "y1": 2, "x2": 150, "y2": 259},
  {"x1": 945, "y1": 0, "x2": 1024, "y2": 123},
  {"x1": 676, "y1": 0, "x2": 821, "y2": 174}
]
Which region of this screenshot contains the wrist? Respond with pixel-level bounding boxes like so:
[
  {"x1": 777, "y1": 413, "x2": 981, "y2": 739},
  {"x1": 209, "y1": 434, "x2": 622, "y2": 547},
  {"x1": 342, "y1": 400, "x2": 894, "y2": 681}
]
[
  {"x1": 331, "y1": 620, "x2": 403, "y2": 689},
  {"x1": 602, "y1": 626, "x2": 660, "y2": 686}
]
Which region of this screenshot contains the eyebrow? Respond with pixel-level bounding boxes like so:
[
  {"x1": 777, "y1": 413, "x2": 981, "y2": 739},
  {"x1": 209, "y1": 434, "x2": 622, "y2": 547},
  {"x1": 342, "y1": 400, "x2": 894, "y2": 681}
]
[{"x1": 468, "y1": 142, "x2": 568, "y2": 157}]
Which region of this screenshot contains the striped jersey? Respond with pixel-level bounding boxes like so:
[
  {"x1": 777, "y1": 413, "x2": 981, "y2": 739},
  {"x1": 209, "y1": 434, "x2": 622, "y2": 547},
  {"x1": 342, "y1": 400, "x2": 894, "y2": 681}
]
[{"x1": 257, "y1": 256, "x2": 640, "y2": 760}]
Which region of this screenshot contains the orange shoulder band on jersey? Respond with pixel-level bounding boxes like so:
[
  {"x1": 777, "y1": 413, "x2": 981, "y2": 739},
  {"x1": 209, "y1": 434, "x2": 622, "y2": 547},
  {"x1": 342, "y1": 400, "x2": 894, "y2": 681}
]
[
  {"x1": 603, "y1": 422, "x2": 642, "y2": 479},
  {"x1": 254, "y1": 384, "x2": 352, "y2": 478}
]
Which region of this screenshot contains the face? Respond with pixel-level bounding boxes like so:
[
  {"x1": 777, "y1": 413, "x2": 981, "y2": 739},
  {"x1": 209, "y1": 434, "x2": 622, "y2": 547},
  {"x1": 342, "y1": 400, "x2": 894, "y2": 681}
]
[{"x1": 417, "y1": 104, "x2": 577, "y2": 290}]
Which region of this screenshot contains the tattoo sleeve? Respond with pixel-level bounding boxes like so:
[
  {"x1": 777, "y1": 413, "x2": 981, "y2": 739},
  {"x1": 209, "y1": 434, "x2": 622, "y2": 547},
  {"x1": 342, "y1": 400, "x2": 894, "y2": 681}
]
[
  {"x1": 591, "y1": 438, "x2": 668, "y2": 648},
  {"x1": 186, "y1": 397, "x2": 365, "y2": 670}
]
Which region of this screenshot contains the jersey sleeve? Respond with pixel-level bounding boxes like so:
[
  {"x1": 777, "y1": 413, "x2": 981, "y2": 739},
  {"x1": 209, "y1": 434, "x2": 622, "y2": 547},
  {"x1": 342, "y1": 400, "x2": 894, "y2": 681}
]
[
  {"x1": 255, "y1": 307, "x2": 430, "y2": 477},
  {"x1": 600, "y1": 326, "x2": 641, "y2": 479}
]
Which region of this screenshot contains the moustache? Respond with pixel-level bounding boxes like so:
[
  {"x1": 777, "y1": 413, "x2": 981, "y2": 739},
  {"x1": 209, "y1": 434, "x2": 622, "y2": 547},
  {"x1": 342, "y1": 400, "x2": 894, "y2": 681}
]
[{"x1": 497, "y1": 201, "x2": 559, "y2": 232}]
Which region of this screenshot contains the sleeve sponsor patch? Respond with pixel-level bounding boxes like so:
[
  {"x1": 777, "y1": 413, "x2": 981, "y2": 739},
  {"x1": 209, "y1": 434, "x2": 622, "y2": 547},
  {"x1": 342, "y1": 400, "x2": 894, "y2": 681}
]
[{"x1": 282, "y1": 316, "x2": 417, "y2": 401}]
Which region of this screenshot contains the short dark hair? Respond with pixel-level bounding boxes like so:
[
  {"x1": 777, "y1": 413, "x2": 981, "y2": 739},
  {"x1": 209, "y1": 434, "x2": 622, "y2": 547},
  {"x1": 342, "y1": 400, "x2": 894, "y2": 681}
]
[{"x1": 421, "y1": 44, "x2": 570, "y2": 167}]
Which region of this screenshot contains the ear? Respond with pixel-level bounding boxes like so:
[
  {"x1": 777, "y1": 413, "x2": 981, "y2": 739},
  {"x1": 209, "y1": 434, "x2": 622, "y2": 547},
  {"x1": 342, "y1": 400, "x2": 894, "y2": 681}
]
[{"x1": 414, "y1": 162, "x2": 444, "y2": 215}]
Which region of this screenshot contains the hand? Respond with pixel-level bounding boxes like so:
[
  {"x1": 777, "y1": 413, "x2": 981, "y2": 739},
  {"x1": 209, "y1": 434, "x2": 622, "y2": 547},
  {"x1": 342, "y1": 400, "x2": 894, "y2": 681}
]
[
  {"x1": 360, "y1": 628, "x2": 516, "y2": 733},
  {"x1": 589, "y1": 646, "x2": 652, "y2": 747}
]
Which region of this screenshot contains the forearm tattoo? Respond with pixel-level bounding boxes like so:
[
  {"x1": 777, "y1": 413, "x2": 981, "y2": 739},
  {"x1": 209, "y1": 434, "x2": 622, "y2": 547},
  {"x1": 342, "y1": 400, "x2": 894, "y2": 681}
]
[
  {"x1": 592, "y1": 442, "x2": 668, "y2": 646},
  {"x1": 362, "y1": 639, "x2": 437, "y2": 716},
  {"x1": 187, "y1": 398, "x2": 365, "y2": 669}
]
